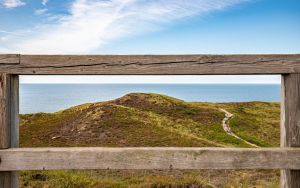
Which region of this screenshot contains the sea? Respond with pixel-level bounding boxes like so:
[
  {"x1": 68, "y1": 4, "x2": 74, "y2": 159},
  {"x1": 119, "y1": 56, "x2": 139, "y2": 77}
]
[{"x1": 20, "y1": 84, "x2": 280, "y2": 114}]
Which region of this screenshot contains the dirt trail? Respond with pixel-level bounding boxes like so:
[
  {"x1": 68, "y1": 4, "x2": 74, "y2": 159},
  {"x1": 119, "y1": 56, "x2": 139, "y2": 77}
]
[{"x1": 219, "y1": 108, "x2": 259, "y2": 148}]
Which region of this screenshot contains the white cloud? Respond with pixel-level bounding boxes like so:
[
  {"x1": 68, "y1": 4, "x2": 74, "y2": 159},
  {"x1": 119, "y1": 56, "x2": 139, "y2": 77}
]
[
  {"x1": 2, "y1": 0, "x2": 25, "y2": 8},
  {"x1": 42, "y1": 0, "x2": 48, "y2": 6},
  {"x1": 3, "y1": 0, "x2": 246, "y2": 54},
  {"x1": 35, "y1": 8, "x2": 47, "y2": 15},
  {"x1": 0, "y1": 29, "x2": 20, "y2": 35}
]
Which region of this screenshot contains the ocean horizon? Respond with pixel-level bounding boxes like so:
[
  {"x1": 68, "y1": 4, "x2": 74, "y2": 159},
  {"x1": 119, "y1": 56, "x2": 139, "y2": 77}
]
[{"x1": 20, "y1": 84, "x2": 280, "y2": 114}]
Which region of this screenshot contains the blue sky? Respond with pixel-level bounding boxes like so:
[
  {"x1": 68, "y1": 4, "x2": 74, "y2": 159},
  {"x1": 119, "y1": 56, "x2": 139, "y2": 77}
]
[{"x1": 0, "y1": 0, "x2": 298, "y2": 83}]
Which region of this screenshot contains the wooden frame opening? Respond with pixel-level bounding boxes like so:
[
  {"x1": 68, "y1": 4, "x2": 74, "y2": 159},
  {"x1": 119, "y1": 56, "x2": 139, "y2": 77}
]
[{"x1": 0, "y1": 54, "x2": 300, "y2": 188}]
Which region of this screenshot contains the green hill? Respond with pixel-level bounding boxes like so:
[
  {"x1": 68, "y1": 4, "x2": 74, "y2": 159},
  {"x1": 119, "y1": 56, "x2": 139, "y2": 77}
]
[{"x1": 20, "y1": 93, "x2": 280, "y2": 188}]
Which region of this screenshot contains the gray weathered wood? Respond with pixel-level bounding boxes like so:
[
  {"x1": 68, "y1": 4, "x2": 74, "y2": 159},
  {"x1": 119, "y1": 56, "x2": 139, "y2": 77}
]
[
  {"x1": 9, "y1": 76, "x2": 19, "y2": 148},
  {"x1": 0, "y1": 55, "x2": 19, "y2": 64},
  {"x1": 281, "y1": 74, "x2": 300, "y2": 188},
  {"x1": 0, "y1": 147, "x2": 300, "y2": 171},
  {"x1": 10, "y1": 76, "x2": 19, "y2": 188},
  {"x1": 0, "y1": 73, "x2": 19, "y2": 188},
  {"x1": 0, "y1": 54, "x2": 299, "y2": 74},
  {"x1": 0, "y1": 73, "x2": 10, "y2": 149}
]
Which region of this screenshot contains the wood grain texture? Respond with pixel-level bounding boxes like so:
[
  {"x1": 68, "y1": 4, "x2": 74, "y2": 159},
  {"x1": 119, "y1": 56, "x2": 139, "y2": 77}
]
[
  {"x1": 281, "y1": 74, "x2": 300, "y2": 188},
  {"x1": 9, "y1": 76, "x2": 19, "y2": 148},
  {"x1": 0, "y1": 74, "x2": 19, "y2": 188},
  {"x1": 0, "y1": 147, "x2": 300, "y2": 171},
  {"x1": 0, "y1": 54, "x2": 299, "y2": 74},
  {"x1": 0, "y1": 55, "x2": 19, "y2": 64},
  {"x1": 0, "y1": 73, "x2": 11, "y2": 188},
  {"x1": 9, "y1": 76, "x2": 19, "y2": 188},
  {"x1": 0, "y1": 73, "x2": 10, "y2": 149}
]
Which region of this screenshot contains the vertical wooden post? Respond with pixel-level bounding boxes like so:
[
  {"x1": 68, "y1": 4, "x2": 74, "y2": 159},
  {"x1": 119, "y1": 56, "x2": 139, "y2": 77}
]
[
  {"x1": 281, "y1": 74, "x2": 300, "y2": 188},
  {"x1": 0, "y1": 73, "x2": 19, "y2": 188}
]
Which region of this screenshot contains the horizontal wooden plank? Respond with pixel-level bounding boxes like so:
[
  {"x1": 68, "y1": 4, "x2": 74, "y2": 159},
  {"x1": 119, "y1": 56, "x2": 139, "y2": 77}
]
[
  {"x1": 0, "y1": 147, "x2": 300, "y2": 171},
  {"x1": 0, "y1": 54, "x2": 299, "y2": 74},
  {"x1": 0, "y1": 54, "x2": 19, "y2": 64}
]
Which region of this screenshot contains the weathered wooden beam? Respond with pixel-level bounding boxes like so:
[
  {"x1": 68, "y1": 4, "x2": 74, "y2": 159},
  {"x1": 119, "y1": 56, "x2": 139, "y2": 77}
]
[
  {"x1": 9, "y1": 76, "x2": 19, "y2": 149},
  {"x1": 0, "y1": 147, "x2": 299, "y2": 171},
  {"x1": 281, "y1": 74, "x2": 300, "y2": 188},
  {"x1": 0, "y1": 54, "x2": 299, "y2": 74},
  {"x1": 0, "y1": 74, "x2": 19, "y2": 188},
  {"x1": 0, "y1": 74, "x2": 10, "y2": 149},
  {"x1": 0, "y1": 55, "x2": 19, "y2": 64}
]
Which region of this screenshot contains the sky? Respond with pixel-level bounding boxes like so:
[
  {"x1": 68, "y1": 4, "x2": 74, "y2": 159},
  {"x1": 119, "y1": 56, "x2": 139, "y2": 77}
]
[
  {"x1": 1, "y1": 0, "x2": 298, "y2": 84},
  {"x1": 19, "y1": 75, "x2": 281, "y2": 84}
]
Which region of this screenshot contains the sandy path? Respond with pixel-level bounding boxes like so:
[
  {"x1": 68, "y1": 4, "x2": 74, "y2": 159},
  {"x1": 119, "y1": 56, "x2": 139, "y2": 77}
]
[{"x1": 219, "y1": 108, "x2": 259, "y2": 148}]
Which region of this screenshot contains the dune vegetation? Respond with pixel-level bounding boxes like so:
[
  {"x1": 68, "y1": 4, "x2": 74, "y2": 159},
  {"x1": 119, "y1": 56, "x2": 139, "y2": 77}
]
[{"x1": 19, "y1": 93, "x2": 280, "y2": 188}]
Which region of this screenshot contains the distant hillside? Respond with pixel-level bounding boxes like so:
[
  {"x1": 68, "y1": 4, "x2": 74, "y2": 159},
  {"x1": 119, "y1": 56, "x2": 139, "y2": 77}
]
[
  {"x1": 217, "y1": 102, "x2": 280, "y2": 147},
  {"x1": 19, "y1": 93, "x2": 280, "y2": 188},
  {"x1": 20, "y1": 93, "x2": 280, "y2": 148}
]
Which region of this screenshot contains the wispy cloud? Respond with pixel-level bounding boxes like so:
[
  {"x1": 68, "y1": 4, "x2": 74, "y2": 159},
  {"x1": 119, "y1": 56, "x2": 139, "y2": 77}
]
[
  {"x1": 0, "y1": 29, "x2": 26, "y2": 36},
  {"x1": 42, "y1": 0, "x2": 48, "y2": 6},
  {"x1": 1, "y1": 0, "x2": 25, "y2": 8},
  {"x1": 2, "y1": 0, "x2": 246, "y2": 54},
  {"x1": 35, "y1": 8, "x2": 48, "y2": 15}
]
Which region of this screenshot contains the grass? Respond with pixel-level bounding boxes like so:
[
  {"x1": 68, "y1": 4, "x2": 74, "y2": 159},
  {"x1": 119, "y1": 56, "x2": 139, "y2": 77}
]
[
  {"x1": 20, "y1": 170, "x2": 280, "y2": 188},
  {"x1": 217, "y1": 102, "x2": 280, "y2": 147},
  {"x1": 19, "y1": 93, "x2": 281, "y2": 188},
  {"x1": 21, "y1": 170, "x2": 211, "y2": 188}
]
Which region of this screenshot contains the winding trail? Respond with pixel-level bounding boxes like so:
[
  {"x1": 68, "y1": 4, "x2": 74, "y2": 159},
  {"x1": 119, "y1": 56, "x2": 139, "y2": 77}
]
[{"x1": 219, "y1": 108, "x2": 259, "y2": 148}]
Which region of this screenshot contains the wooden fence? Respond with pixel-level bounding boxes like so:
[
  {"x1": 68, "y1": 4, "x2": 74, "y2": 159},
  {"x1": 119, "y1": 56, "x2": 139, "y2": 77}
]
[{"x1": 0, "y1": 54, "x2": 300, "y2": 188}]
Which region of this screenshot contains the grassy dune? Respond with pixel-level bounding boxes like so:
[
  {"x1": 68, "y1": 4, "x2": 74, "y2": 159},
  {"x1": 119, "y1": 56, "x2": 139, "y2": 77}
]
[{"x1": 20, "y1": 93, "x2": 280, "y2": 188}]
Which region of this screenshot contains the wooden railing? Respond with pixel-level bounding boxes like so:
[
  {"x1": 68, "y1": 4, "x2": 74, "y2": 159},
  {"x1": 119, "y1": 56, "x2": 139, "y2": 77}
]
[{"x1": 0, "y1": 54, "x2": 300, "y2": 188}]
